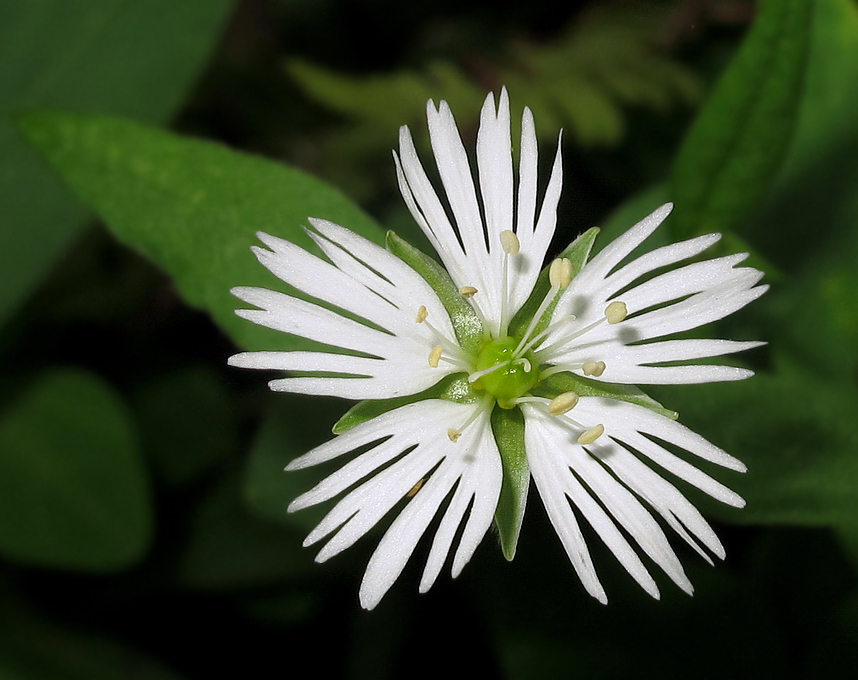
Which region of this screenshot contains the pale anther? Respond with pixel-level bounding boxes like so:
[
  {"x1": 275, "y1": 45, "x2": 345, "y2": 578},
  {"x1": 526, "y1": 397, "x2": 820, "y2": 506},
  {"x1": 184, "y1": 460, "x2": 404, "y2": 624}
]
[
  {"x1": 428, "y1": 345, "x2": 443, "y2": 368},
  {"x1": 582, "y1": 360, "x2": 606, "y2": 377},
  {"x1": 549, "y1": 258, "x2": 573, "y2": 289},
  {"x1": 406, "y1": 479, "x2": 424, "y2": 497},
  {"x1": 548, "y1": 391, "x2": 579, "y2": 416},
  {"x1": 416, "y1": 305, "x2": 428, "y2": 323},
  {"x1": 500, "y1": 230, "x2": 520, "y2": 256},
  {"x1": 447, "y1": 428, "x2": 462, "y2": 443},
  {"x1": 577, "y1": 424, "x2": 605, "y2": 445},
  {"x1": 459, "y1": 286, "x2": 478, "y2": 298},
  {"x1": 605, "y1": 301, "x2": 628, "y2": 324}
]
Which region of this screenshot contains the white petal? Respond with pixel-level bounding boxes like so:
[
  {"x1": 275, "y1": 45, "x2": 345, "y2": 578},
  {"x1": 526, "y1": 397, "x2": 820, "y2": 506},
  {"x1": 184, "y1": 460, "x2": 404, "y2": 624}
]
[
  {"x1": 283, "y1": 400, "x2": 500, "y2": 610},
  {"x1": 524, "y1": 405, "x2": 663, "y2": 601}
]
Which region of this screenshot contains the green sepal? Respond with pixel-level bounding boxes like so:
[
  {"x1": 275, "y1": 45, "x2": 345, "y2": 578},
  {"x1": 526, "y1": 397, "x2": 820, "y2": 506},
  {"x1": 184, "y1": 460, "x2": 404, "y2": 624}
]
[
  {"x1": 508, "y1": 227, "x2": 600, "y2": 339},
  {"x1": 534, "y1": 371, "x2": 678, "y2": 420},
  {"x1": 385, "y1": 231, "x2": 484, "y2": 355},
  {"x1": 332, "y1": 374, "x2": 479, "y2": 434},
  {"x1": 491, "y1": 406, "x2": 529, "y2": 561}
]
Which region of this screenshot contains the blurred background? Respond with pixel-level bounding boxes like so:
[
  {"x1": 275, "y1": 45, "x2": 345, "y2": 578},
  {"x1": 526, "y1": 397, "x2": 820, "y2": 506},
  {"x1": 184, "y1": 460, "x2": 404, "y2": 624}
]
[{"x1": 1, "y1": 0, "x2": 857, "y2": 678}]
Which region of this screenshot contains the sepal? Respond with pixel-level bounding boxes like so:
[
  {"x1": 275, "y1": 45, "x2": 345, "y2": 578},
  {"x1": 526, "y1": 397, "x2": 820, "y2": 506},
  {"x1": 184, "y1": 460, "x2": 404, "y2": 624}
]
[
  {"x1": 508, "y1": 227, "x2": 600, "y2": 338},
  {"x1": 333, "y1": 374, "x2": 480, "y2": 434},
  {"x1": 491, "y1": 406, "x2": 529, "y2": 560},
  {"x1": 385, "y1": 231, "x2": 484, "y2": 354}
]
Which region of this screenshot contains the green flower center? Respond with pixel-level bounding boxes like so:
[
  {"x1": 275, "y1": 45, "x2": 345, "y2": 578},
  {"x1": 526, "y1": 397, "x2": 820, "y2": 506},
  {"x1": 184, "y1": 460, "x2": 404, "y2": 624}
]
[{"x1": 472, "y1": 336, "x2": 540, "y2": 408}]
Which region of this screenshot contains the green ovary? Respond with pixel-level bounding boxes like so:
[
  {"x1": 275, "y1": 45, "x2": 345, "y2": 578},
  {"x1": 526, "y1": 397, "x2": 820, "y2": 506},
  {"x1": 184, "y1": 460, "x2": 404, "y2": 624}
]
[{"x1": 473, "y1": 336, "x2": 540, "y2": 407}]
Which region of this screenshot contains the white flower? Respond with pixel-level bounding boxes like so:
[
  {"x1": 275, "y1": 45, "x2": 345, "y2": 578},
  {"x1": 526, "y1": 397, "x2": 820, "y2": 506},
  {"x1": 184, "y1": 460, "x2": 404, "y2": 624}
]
[{"x1": 229, "y1": 89, "x2": 767, "y2": 609}]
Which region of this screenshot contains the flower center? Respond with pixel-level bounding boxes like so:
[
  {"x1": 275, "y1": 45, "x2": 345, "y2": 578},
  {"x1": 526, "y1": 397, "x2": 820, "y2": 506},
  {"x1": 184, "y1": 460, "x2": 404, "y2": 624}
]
[{"x1": 471, "y1": 336, "x2": 540, "y2": 408}]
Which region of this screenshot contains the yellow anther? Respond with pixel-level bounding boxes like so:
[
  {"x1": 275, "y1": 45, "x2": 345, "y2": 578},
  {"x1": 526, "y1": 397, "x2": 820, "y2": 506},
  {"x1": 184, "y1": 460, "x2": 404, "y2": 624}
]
[
  {"x1": 447, "y1": 428, "x2": 462, "y2": 443},
  {"x1": 406, "y1": 479, "x2": 424, "y2": 497},
  {"x1": 549, "y1": 258, "x2": 573, "y2": 289},
  {"x1": 459, "y1": 286, "x2": 478, "y2": 298},
  {"x1": 500, "y1": 230, "x2": 520, "y2": 256},
  {"x1": 582, "y1": 360, "x2": 606, "y2": 377},
  {"x1": 428, "y1": 345, "x2": 443, "y2": 368},
  {"x1": 605, "y1": 301, "x2": 628, "y2": 324},
  {"x1": 577, "y1": 424, "x2": 605, "y2": 445},
  {"x1": 416, "y1": 305, "x2": 429, "y2": 323},
  {"x1": 548, "y1": 391, "x2": 580, "y2": 416}
]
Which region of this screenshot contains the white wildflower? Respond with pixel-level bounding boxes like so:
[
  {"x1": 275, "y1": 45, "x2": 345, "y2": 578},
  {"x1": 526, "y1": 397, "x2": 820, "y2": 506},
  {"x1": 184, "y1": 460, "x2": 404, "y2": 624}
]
[{"x1": 229, "y1": 89, "x2": 766, "y2": 609}]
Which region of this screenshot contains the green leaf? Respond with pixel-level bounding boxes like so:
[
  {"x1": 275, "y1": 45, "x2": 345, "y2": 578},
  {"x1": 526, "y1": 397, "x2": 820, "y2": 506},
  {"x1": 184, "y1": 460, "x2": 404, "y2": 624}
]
[
  {"x1": 508, "y1": 227, "x2": 600, "y2": 339},
  {"x1": 535, "y1": 372, "x2": 678, "y2": 421},
  {"x1": 0, "y1": 0, "x2": 233, "y2": 326},
  {"x1": 385, "y1": 231, "x2": 484, "y2": 354},
  {"x1": 670, "y1": 0, "x2": 813, "y2": 239},
  {"x1": 491, "y1": 406, "x2": 529, "y2": 561},
  {"x1": 0, "y1": 368, "x2": 151, "y2": 571},
  {"x1": 131, "y1": 365, "x2": 237, "y2": 486},
  {"x1": 17, "y1": 111, "x2": 385, "y2": 351}
]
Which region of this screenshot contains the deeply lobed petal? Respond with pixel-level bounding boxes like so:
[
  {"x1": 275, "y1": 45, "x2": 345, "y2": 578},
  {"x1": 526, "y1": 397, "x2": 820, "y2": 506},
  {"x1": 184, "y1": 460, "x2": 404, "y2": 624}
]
[
  {"x1": 228, "y1": 221, "x2": 464, "y2": 400},
  {"x1": 523, "y1": 396, "x2": 745, "y2": 602},
  {"x1": 396, "y1": 88, "x2": 562, "y2": 331},
  {"x1": 285, "y1": 400, "x2": 500, "y2": 609},
  {"x1": 540, "y1": 203, "x2": 766, "y2": 385}
]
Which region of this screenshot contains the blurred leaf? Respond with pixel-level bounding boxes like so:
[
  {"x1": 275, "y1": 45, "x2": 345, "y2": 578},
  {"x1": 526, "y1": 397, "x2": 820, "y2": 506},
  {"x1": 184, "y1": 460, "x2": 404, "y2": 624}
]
[
  {"x1": 131, "y1": 365, "x2": 237, "y2": 486},
  {"x1": 670, "y1": 0, "x2": 813, "y2": 238},
  {"x1": 0, "y1": 0, "x2": 234, "y2": 325},
  {"x1": 177, "y1": 473, "x2": 314, "y2": 590},
  {"x1": 287, "y1": 0, "x2": 701, "y2": 191},
  {"x1": 17, "y1": 111, "x2": 385, "y2": 351},
  {"x1": 0, "y1": 368, "x2": 151, "y2": 571},
  {"x1": 242, "y1": 401, "x2": 330, "y2": 534},
  {"x1": 651, "y1": 356, "x2": 858, "y2": 530}
]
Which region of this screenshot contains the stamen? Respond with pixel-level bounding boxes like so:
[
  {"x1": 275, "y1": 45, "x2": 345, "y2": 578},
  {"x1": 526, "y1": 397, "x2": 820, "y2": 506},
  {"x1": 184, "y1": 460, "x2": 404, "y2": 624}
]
[
  {"x1": 500, "y1": 230, "x2": 521, "y2": 256},
  {"x1": 428, "y1": 345, "x2": 443, "y2": 368},
  {"x1": 515, "y1": 357, "x2": 532, "y2": 373},
  {"x1": 406, "y1": 479, "x2": 425, "y2": 497},
  {"x1": 468, "y1": 361, "x2": 507, "y2": 384},
  {"x1": 415, "y1": 305, "x2": 428, "y2": 323},
  {"x1": 582, "y1": 360, "x2": 606, "y2": 377},
  {"x1": 459, "y1": 286, "x2": 478, "y2": 298},
  {"x1": 517, "y1": 314, "x2": 577, "y2": 359},
  {"x1": 578, "y1": 424, "x2": 605, "y2": 445},
  {"x1": 447, "y1": 428, "x2": 462, "y2": 443},
  {"x1": 513, "y1": 257, "x2": 572, "y2": 357},
  {"x1": 548, "y1": 391, "x2": 579, "y2": 416},
  {"x1": 548, "y1": 257, "x2": 573, "y2": 289},
  {"x1": 605, "y1": 301, "x2": 628, "y2": 324}
]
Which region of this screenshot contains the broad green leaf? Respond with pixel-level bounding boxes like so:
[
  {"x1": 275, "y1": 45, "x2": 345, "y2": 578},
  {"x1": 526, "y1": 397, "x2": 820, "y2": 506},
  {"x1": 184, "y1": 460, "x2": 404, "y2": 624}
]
[
  {"x1": 18, "y1": 111, "x2": 385, "y2": 351},
  {"x1": 508, "y1": 227, "x2": 600, "y2": 339},
  {"x1": 0, "y1": 0, "x2": 234, "y2": 326},
  {"x1": 131, "y1": 365, "x2": 237, "y2": 486},
  {"x1": 535, "y1": 372, "x2": 677, "y2": 421},
  {"x1": 385, "y1": 231, "x2": 484, "y2": 355},
  {"x1": 491, "y1": 406, "x2": 529, "y2": 560},
  {"x1": 670, "y1": 0, "x2": 813, "y2": 239},
  {"x1": 0, "y1": 368, "x2": 151, "y2": 571}
]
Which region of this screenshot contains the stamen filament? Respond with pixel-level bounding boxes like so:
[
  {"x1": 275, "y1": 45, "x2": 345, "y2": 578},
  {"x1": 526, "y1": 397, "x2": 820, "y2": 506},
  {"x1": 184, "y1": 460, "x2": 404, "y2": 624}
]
[{"x1": 468, "y1": 361, "x2": 508, "y2": 384}]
